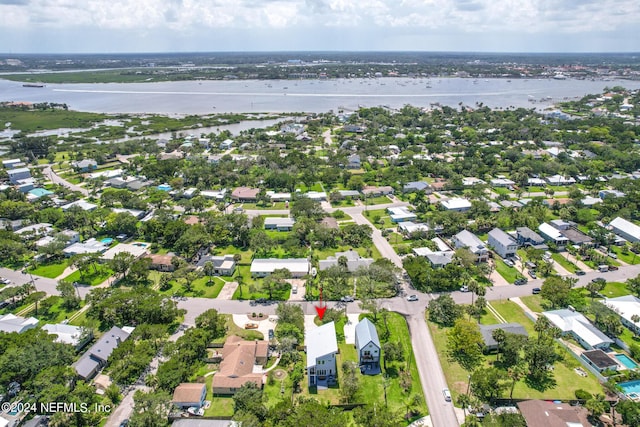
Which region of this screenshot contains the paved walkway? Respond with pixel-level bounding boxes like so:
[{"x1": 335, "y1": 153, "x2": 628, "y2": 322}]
[
  {"x1": 552, "y1": 259, "x2": 572, "y2": 276},
  {"x1": 489, "y1": 262, "x2": 510, "y2": 287}
]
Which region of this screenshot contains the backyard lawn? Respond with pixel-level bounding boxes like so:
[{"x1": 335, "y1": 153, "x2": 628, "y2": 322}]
[{"x1": 159, "y1": 276, "x2": 226, "y2": 299}]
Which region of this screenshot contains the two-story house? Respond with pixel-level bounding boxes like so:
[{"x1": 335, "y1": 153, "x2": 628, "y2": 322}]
[
  {"x1": 354, "y1": 318, "x2": 381, "y2": 374},
  {"x1": 488, "y1": 228, "x2": 518, "y2": 259},
  {"x1": 306, "y1": 322, "x2": 338, "y2": 387}
]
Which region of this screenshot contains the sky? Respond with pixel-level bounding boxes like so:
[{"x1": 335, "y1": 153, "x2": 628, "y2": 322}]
[{"x1": 1, "y1": 0, "x2": 639, "y2": 54}]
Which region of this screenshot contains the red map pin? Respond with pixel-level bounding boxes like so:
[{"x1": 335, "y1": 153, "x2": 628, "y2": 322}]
[{"x1": 315, "y1": 284, "x2": 327, "y2": 320}]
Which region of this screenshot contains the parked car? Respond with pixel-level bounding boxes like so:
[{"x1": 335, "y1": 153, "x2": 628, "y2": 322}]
[
  {"x1": 442, "y1": 388, "x2": 452, "y2": 402},
  {"x1": 503, "y1": 259, "x2": 514, "y2": 267},
  {"x1": 591, "y1": 277, "x2": 606, "y2": 285},
  {"x1": 575, "y1": 270, "x2": 586, "y2": 276},
  {"x1": 528, "y1": 270, "x2": 537, "y2": 279},
  {"x1": 608, "y1": 252, "x2": 618, "y2": 259},
  {"x1": 525, "y1": 261, "x2": 537, "y2": 269},
  {"x1": 407, "y1": 295, "x2": 419, "y2": 302},
  {"x1": 244, "y1": 323, "x2": 259, "y2": 329},
  {"x1": 291, "y1": 285, "x2": 298, "y2": 294},
  {"x1": 598, "y1": 265, "x2": 609, "y2": 273},
  {"x1": 514, "y1": 278, "x2": 528, "y2": 286},
  {"x1": 268, "y1": 329, "x2": 274, "y2": 340},
  {"x1": 460, "y1": 285, "x2": 469, "y2": 292},
  {"x1": 532, "y1": 288, "x2": 541, "y2": 294},
  {"x1": 609, "y1": 265, "x2": 619, "y2": 271},
  {"x1": 0, "y1": 277, "x2": 10, "y2": 285},
  {"x1": 340, "y1": 295, "x2": 354, "y2": 302}
]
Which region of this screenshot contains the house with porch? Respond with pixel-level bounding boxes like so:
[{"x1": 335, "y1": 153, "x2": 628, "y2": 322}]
[
  {"x1": 542, "y1": 309, "x2": 613, "y2": 350},
  {"x1": 452, "y1": 230, "x2": 488, "y2": 262},
  {"x1": 354, "y1": 318, "x2": 381, "y2": 374},
  {"x1": 488, "y1": 228, "x2": 517, "y2": 259},
  {"x1": 306, "y1": 322, "x2": 338, "y2": 387}
]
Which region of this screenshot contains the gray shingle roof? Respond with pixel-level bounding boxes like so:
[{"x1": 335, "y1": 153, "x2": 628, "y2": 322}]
[{"x1": 355, "y1": 318, "x2": 380, "y2": 351}]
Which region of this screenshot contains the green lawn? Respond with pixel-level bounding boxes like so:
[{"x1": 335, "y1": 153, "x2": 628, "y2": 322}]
[
  {"x1": 205, "y1": 387, "x2": 235, "y2": 417},
  {"x1": 494, "y1": 259, "x2": 519, "y2": 284},
  {"x1": 29, "y1": 260, "x2": 68, "y2": 278},
  {"x1": 610, "y1": 245, "x2": 640, "y2": 265},
  {"x1": 519, "y1": 295, "x2": 545, "y2": 313},
  {"x1": 365, "y1": 195, "x2": 392, "y2": 205},
  {"x1": 364, "y1": 209, "x2": 395, "y2": 229},
  {"x1": 602, "y1": 282, "x2": 630, "y2": 298},
  {"x1": 551, "y1": 253, "x2": 577, "y2": 273},
  {"x1": 159, "y1": 276, "x2": 226, "y2": 298},
  {"x1": 35, "y1": 296, "x2": 85, "y2": 324},
  {"x1": 64, "y1": 265, "x2": 114, "y2": 286},
  {"x1": 490, "y1": 300, "x2": 537, "y2": 335}
]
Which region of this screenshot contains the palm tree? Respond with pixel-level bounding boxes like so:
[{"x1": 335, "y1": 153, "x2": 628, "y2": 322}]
[
  {"x1": 492, "y1": 328, "x2": 507, "y2": 362},
  {"x1": 632, "y1": 314, "x2": 640, "y2": 337},
  {"x1": 507, "y1": 364, "x2": 526, "y2": 401}
]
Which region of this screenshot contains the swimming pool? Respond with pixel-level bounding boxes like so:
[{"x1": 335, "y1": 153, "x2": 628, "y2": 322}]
[
  {"x1": 101, "y1": 238, "x2": 114, "y2": 245},
  {"x1": 615, "y1": 354, "x2": 638, "y2": 369},
  {"x1": 620, "y1": 379, "x2": 640, "y2": 395}
]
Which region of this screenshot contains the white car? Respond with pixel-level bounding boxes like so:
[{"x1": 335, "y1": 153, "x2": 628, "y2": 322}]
[
  {"x1": 0, "y1": 278, "x2": 10, "y2": 285},
  {"x1": 460, "y1": 285, "x2": 469, "y2": 292},
  {"x1": 407, "y1": 295, "x2": 418, "y2": 302}
]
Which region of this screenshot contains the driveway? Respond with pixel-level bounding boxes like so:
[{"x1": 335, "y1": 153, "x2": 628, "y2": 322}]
[{"x1": 232, "y1": 314, "x2": 277, "y2": 340}]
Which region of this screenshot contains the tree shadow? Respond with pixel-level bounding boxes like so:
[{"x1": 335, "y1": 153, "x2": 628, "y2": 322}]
[{"x1": 524, "y1": 372, "x2": 557, "y2": 391}]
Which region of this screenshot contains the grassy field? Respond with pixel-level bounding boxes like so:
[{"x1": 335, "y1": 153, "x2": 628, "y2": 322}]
[
  {"x1": 494, "y1": 259, "x2": 519, "y2": 284},
  {"x1": 551, "y1": 253, "x2": 577, "y2": 273},
  {"x1": 158, "y1": 276, "x2": 226, "y2": 298},
  {"x1": 610, "y1": 245, "x2": 640, "y2": 265},
  {"x1": 364, "y1": 208, "x2": 395, "y2": 229},
  {"x1": 64, "y1": 265, "x2": 114, "y2": 286},
  {"x1": 601, "y1": 282, "x2": 630, "y2": 298},
  {"x1": 29, "y1": 260, "x2": 68, "y2": 278},
  {"x1": 519, "y1": 295, "x2": 545, "y2": 313},
  {"x1": 0, "y1": 106, "x2": 108, "y2": 133}
]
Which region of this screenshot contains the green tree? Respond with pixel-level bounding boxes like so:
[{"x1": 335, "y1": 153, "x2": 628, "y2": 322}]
[
  {"x1": 56, "y1": 280, "x2": 80, "y2": 310},
  {"x1": 129, "y1": 390, "x2": 171, "y2": 427},
  {"x1": 195, "y1": 309, "x2": 227, "y2": 341},
  {"x1": 382, "y1": 341, "x2": 404, "y2": 370},
  {"x1": 447, "y1": 318, "x2": 484, "y2": 372},
  {"x1": 232, "y1": 383, "x2": 267, "y2": 422},
  {"x1": 341, "y1": 360, "x2": 360, "y2": 403},
  {"x1": 471, "y1": 367, "x2": 508, "y2": 404},
  {"x1": 540, "y1": 276, "x2": 576, "y2": 308},
  {"x1": 428, "y1": 294, "x2": 463, "y2": 326},
  {"x1": 585, "y1": 394, "x2": 608, "y2": 420}
]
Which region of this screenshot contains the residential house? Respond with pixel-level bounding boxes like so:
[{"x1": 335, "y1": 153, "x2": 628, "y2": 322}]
[
  {"x1": 126, "y1": 180, "x2": 150, "y2": 191},
  {"x1": 337, "y1": 190, "x2": 361, "y2": 199},
  {"x1": 538, "y1": 223, "x2": 569, "y2": 249},
  {"x1": 515, "y1": 227, "x2": 547, "y2": 249},
  {"x1": 73, "y1": 326, "x2": 132, "y2": 380},
  {"x1": 305, "y1": 191, "x2": 327, "y2": 201},
  {"x1": 63, "y1": 238, "x2": 109, "y2": 257},
  {"x1": 182, "y1": 188, "x2": 198, "y2": 199},
  {"x1": 542, "y1": 309, "x2": 613, "y2": 350},
  {"x1": 546, "y1": 175, "x2": 576, "y2": 186},
  {"x1": 211, "y1": 336, "x2": 267, "y2": 395},
  {"x1": 266, "y1": 191, "x2": 291, "y2": 202},
  {"x1": 440, "y1": 197, "x2": 472, "y2": 212},
  {"x1": 0, "y1": 218, "x2": 23, "y2": 231},
  {"x1": 264, "y1": 217, "x2": 295, "y2": 231},
  {"x1": 100, "y1": 243, "x2": 149, "y2": 262},
  {"x1": 462, "y1": 177, "x2": 486, "y2": 186},
  {"x1": 581, "y1": 349, "x2": 618, "y2": 373},
  {"x1": 61, "y1": 200, "x2": 97, "y2": 212},
  {"x1": 479, "y1": 323, "x2": 528, "y2": 352},
  {"x1": 527, "y1": 177, "x2": 547, "y2": 186},
  {"x1": 517, "y1": 400, "x2": 592, "y2": 427},
  {"x1": 609, "y1": 217, "x2": 640, "y2": 243},
  {"x1": 197, "y1": 254, "x2": 237, "y2": 276},
  {"x1": 2, "y1": 158, "x2": 23, "y2": 169},
  {"x1": 362, "y1": 186, "x2": 394, "y2": 196},
  {"x1": 490, "y1": 178, "x2": 515, "y2": 187},
  {"x1": 306, "y1": 322, "x2": 338, "y2": 387},
  {"x1": 72, "y1": 159, "x2": 97, "y2": 172},
  {"x1": 488, "y1": 228, "x2": 518, "y2": 259},
  {"x1": 413, "y1": 248, "x2": 454, "y2": 268},
  {"x1": 7, "y1": 167, "x2": 31, "y2": 184},
  {"x1": 0, "y1": 313, "x2": 39, "y2": 334},
  {"x1": 602, "y1": 295, "x2": 640, "y2": 336},
  {"x1": 250, "y1": 258, "x2": 310, "y2": 278},
  {"x1": 599, "y1": 189, "x2": 626, "y2": 199},
  {"x1": 200, "y1": 189, "x2": 227, "y2": 201},
  {"x1": 354, "y1": 318, "x2": 381, "y2": 373},
  {"x1": 387, "y1": 206, "x2": 416, "y2": 223},
  {"x1": 172, "y1": 383, "x2": 207, "y2": 409},
  {"x1": 343, "y1": 124, "x2": 365, "y2": 133},
  {"x1": 452, "y1": 230, "x2": 488, "y2": 262},
  {"x1": 219, "y1": 139, "x2": 233, "y2": 150},
  {"x1": 147, "y1": 254, "x2": 176, "y2": 272},
  {"x1": 319, "y1": 249, "x2": 374, "y2": 273},
  {"x1": 398, "y1": 221, "x2": 430, "y2": 236},
  {"x1": 42, "y1": 323, "x2": 92, "y2": 351},
  {"x1": 15, "y1": 223, "x2": 53, "y2": 238},
  {"x1": 231, "y1": 187, "x2": 260, "y2": 202},
  {"x1": 403, "y1": 181, "x2": 431, "y2": 193},
  {"x1": 581, "y1": 196, "x2": 602, "y2": 206},
  {"x1": 346, "y1": 154, "x2": 361, "y2": 169}
]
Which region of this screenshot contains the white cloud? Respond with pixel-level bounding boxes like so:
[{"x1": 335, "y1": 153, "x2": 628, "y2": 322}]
[{"x1": 0, "y1": 0, "x2": 638, "y2": 52}]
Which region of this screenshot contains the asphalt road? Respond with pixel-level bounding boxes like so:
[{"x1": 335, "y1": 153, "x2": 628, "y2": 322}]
[{"x1": 42, "y1": 165, "x2": 89, "y2": 196}]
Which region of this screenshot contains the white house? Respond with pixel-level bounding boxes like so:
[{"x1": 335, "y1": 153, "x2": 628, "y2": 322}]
[
  {"x1": 488, "y1": 228, "x2": 518, "y2": 259},
  {"x1": 7, "y1": 167, "x2": 31, "y2": 184},
  {"x1": 250, "y1": 258, "x2": 310, "y2": 278},
  {"x1": 440, "y1": 197, "x2": 472, "y2": 212},
  {"x1": 264, "y1": 217, "x2": 295, "y2": 231},
  {"x1": 546, "y1": 175, "x2": 576, "y2": 186},
  {"x1": 43, "y1": 323, "x2": 92, "y2": 350},
  {"x1": 387, "y1": 206, "x2": 416, "y2": 223},
  {"x1": 0, "y1": 313, "x2": 39, "y2": 334},
  {"x1": 355, "y1": 318, "x2": 381, "y2": 373},
  {"x1": 398, "y1": 221, "x2": 430, "y2": 236},
  {"x1": 318, "y1": 249, "x2": 373, "y2": 273},
  {"x1": 602, "y1": 296, "x2": 640, "y2": 335},
  {"x1": 538, "y1": 223, "x2": 569, "y2": 249},
  {"x1": 609, "y1": 217, "x2": 640, "y2": 243},
  {"x1": 306, "y1": 322, "x2": 338, "y2": 387},
  {"x1": 452, "y1": 230, "x2": 488, "y2": 262},
  {"x1": 543, "y1": 309, "x2": 613, "y2": 350}
]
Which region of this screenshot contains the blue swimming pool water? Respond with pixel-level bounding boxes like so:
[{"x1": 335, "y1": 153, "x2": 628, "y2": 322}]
[
  {"x1": 101, "y1": 238, "x2": 114, "y2": 244},
  {"x1": 616, "y1": 354, "x2": 638, "y2": 369},
  {"x1": 620, "y1": 380, "x2": 640, "y2": 394}
]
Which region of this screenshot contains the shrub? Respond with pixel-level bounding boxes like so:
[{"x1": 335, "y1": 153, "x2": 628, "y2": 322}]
[{"x1": 575, "y1": 389, "x2": 593, "y2": 400}]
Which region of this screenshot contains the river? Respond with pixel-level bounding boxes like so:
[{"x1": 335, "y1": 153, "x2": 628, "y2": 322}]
[{"x1": 1, "y1": 77, "x2": 640, "y2": 114}]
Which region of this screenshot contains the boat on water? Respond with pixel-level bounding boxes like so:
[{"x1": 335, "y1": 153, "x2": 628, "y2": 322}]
[{"x1": 22, "y1": 83, "x2": 45, "y2": 88}]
